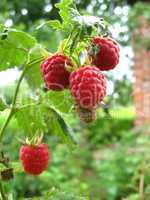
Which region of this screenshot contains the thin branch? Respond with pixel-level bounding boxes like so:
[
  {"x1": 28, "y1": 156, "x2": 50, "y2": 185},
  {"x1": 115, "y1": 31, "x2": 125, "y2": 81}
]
[
  {"x1": 0, "y1": 56, "x2": 44, "y2": 143},
  {"x1": 139, "y1": 173, "x2": 145, "y2": 200}
]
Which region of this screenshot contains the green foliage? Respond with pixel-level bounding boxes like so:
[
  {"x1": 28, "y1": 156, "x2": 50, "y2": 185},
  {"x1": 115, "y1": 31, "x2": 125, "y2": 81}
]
[
  {"x1": 0, "y1": 27, "x2": 37, "y2": 71},
  {"x1": 0, "y1": 96, "x2": 7, "y2": 111},
  {"x1": 2, "y1": 113, "x2": 150, "y2": 200},
  {"x1": 107, "y1": 75, "x2": 133, "y2": 107},
  {"x1": 54, "y1": 0, "x2": 74, "y2": 31},
  {"x1": 14, "y1": 95, "x2": 76, "y2": 144},
  {"x1": 43, "y1": 90, "x2": 73, "y2": 113},
  {"x1": 128, "y1": 2, "x2": 150, "y2": 50},
  {"x1": 37, "y1": 0, "x2": 108, "y2": 65},
  {"x1": 15, "y1": 103, "x2": 47, "y2": 137},
  {"x1": 128, "y1": 2, "x2": 150, "y2": 30},
  {"x1": 43, "y1": 106, "x2": 77, "y2": 145},
  {"x1": 21, "y1": 188, "x2": 87, "y2": 200},
  {"x1": 45, "y1": 188, "x2": 87, "y2": 200},
  {"x1": 25, "y1": 45, "x2": 49, "y2": 89},
  {"x1": 132, "y1": 34, "x2": 150, "y2": 51}
]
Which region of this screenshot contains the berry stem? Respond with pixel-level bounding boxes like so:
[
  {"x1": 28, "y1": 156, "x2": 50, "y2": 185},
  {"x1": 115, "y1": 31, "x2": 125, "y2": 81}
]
[
  {"x1": 0, "y1": 182, "x2": 8, "y2": 200},
  {"x1": 0, "y1": 56, "x2": 44, "y2": 143}
]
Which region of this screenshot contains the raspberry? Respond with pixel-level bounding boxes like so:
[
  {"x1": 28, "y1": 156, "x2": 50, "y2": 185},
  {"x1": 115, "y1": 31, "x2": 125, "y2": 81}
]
[
  {"x1": 19, "y1": 144, "x2": 49, "y2": 175},
  {"x1": 41, "y1": 54, "x2": 73, "y2": 91},
  {"x1": 70, "y1": 66, "x2": 107, "y2": 109},
  {"x1": 88, "y1": 37, "x2": 120, "y2": 71}
]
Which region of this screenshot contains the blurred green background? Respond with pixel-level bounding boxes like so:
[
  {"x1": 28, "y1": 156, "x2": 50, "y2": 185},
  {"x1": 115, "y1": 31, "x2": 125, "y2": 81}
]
[{"x1": 0, "y1": 0, "x2": 150, "y2": 199}]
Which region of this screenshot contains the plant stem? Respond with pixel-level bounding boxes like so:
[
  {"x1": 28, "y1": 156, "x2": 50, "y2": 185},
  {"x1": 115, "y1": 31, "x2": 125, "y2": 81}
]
[
  {"x1": 0, "y1": 56, "x2": 44, "y2": 143},
  {"x1": 0, "y1": 67, "x2": 27, "y2": 143},
  {"x1": 139, "y1": 173, "x2": 145, "y2": 200},
  {"x1": 0, "y1": 182, "x2": 7, "y2": 200}
]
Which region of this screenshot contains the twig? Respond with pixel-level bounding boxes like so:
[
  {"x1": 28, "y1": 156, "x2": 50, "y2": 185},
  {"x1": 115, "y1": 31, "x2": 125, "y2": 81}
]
[{"x1": 139, "y1": 173, "x2": 145, "y2": 200}]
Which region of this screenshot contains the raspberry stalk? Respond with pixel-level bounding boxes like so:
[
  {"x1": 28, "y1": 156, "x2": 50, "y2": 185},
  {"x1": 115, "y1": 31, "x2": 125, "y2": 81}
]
[{"x1": 0, "y1": 57, "x2": 45, "y2": 143}]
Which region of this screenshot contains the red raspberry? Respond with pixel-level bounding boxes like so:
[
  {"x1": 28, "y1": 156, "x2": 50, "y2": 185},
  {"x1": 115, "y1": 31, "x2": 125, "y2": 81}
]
[
  {"x1": 41, "y1": 54, "x2": 73, "y2": 91},
  {"x1": 88, "y1": 37, "x2": 120, "y2": 71},
  {"x1": 19, "y1": 144, "x2": 49, "y2": 175},
  {"x1": 70, "y1": 66, "x2": 107, "y2": 109}
]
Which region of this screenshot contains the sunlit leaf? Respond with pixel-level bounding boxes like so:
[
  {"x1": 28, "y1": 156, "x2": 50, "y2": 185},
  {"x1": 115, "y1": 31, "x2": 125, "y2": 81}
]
[{"x1": 0, "y1": 28, "x2": 37, "y2": 71}]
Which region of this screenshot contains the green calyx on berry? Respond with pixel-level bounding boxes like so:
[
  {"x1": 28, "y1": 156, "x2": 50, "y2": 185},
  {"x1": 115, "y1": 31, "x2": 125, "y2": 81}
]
[{"x1": 18, "y1": 134, "x2": 44, "y2": 147}]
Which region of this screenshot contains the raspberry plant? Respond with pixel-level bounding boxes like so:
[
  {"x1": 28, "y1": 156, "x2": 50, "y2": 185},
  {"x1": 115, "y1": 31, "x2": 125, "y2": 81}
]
[{"x1": 0, "y1": 0, "x2": 120, "y2": 199}]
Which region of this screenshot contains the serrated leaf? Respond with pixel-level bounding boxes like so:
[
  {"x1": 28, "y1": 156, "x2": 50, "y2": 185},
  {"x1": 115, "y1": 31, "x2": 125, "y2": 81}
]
[
  {"x1": 14, "y1": 92, "x2": 76, "y2": 144},
  {"x1": 47, "y1": 107, "x2": 77, "y2": 145},
  {"x1": 14, "y1": 102, "x2": 47, "y2": 137},
  {"x1": 7, "y1": 29, "x2": 36, "y2": 50},
  {"x1": 44, "y1": 90, "x2": 73, "y2": 113},
  {"x1": 36, "y1": 20, "x2": 62, "y2": 30},
  {"x1": 47, "y1": 20, "x2": 62, "y2": 30},
  {"x1": 54, "y1": 0, "x2": 74, "y2": 32},
  {"x1": 0, "y1": 28, "x2": 37, "y2": 71}
]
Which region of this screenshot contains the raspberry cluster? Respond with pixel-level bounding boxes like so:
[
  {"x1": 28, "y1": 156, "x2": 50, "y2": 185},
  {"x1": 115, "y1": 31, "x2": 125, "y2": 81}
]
[{"x1": 40, "y1": 36, "x2": 120, "y2": 123}]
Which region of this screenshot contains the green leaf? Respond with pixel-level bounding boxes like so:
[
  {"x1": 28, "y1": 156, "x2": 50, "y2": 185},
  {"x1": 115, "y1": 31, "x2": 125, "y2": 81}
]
[
  {"x1": 43, "y1": 90, "x2": 73, "y2": 113},
  {"x1": 46, "y1": 0, "x2": 75, "y2": 32},
  {"x1": 42, "y1": 105, "x2": 77, "y2": 144},
  {"x1": 14, "y1": 92, "x2": 77, "y2": 144},
  {"x1": 7, "y1": 29, "x2": 36, "y2": 50},
  {"x1": 36, "y1": 20, "x2": 62, "y2": 30},
  {"x1": 45, "y1": 106, "x2": 77, "y2": 145},
  {"x1": 25, "y1": 45, "x2": 49, "y2": 89},
  {"x1": 0, "y1": 96, "x2": 7, "y2": 111},
  {"x1": 56, "y1": 0, "x2": 73, "y2": 23},
  {"x1": 14, "y1": 101, "x2": 47, "y2": 137},
  {"x1": 47, "y1": 20, "x2": 62, "y2": 30},
  {"x1": 0, "y1": 28, "x2": 37, "y2": 71}
]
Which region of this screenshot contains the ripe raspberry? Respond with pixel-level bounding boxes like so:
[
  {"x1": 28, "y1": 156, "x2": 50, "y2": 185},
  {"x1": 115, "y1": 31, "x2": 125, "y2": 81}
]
[
  {"x1": 19, "y1": 144, "x2": 49, "y2": 175},
  {"x1": 88, "y1": 37, "x2": 120, "y2": 71},
  {"x1": 70, "y1": 66, "x2": 107, "y2": 109},
  {"x1": 41, "y1": 54, "x2": 73, "y2": 91}
]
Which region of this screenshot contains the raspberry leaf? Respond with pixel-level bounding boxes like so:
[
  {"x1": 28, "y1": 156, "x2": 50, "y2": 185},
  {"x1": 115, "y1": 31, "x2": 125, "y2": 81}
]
[
  {"x1": 43, "y1": 90, "x2": 73, "y2": 113},
  {"x1": 47, "y1": 107, "x2": 77, "y2": 145},
  {"x1": 14, "y1": 92, "x2": 77, "y2": 145},
  {"x1": 25, "y1": 45, "x2": 48, "y2": 89},
  {"x1": 0, "y1": 28, "x2": 37, "y2": 71},
  {"x1": 0, "y1": 96, "x2": 7, "y2": 112},
  {"x1": 14, "y1": 102, "x2": 47, "y2": 137},
  {"x1": 36, "y1": 20, "x2": 62, "y2": 30}
]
